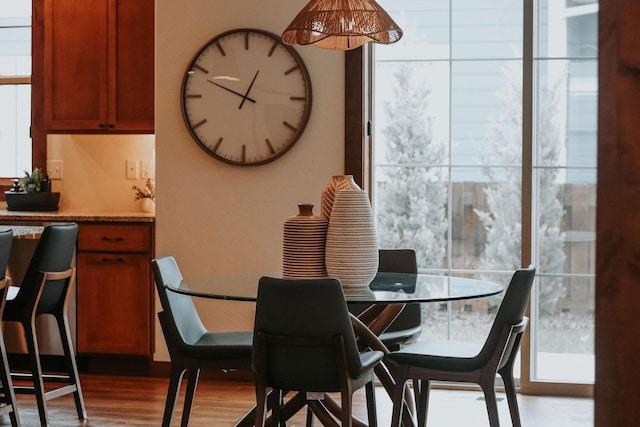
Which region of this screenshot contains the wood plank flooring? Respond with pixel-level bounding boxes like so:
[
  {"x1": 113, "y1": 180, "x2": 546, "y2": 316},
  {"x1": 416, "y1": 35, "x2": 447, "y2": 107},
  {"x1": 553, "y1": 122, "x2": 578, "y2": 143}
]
[{"x1": 0, "y1": 374, "x2": 593, "y2": 426}]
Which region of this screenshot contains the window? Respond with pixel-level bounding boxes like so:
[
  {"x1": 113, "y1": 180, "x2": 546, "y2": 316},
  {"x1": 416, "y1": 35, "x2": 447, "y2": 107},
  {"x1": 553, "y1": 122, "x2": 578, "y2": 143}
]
[
  {"x1": 0, "y1": 1, "x2": 32, "y2": 179},
  {"x1": 347, "y1": 0, "x2": 597, "y2": 395}
]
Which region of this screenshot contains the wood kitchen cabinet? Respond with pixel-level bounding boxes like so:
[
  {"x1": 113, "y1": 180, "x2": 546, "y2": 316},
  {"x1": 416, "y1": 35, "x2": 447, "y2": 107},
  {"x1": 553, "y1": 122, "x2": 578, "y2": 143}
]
[
  {"x1": 44, "y1": 0, "x2": 154, "y2": 132},
  {"x1": 76, "y1": 223, "x2": 153, "y2": 356}
]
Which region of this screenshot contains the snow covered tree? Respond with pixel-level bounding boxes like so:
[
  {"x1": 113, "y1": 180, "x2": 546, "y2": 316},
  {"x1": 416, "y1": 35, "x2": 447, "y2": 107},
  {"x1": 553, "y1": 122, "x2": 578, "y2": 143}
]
[
  {"x1": 476, "y1": 63, "x2": 566, "y2": 315},
  {"x1": 375, "y1": 63, "x2": 448, "y2": 268}
]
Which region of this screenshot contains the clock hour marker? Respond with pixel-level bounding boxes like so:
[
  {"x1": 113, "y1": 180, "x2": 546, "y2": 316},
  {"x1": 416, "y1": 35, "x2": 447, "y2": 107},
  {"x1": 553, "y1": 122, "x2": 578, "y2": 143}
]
[
  {"x1": 215, "y1": 41, "x2": 225, "y2": 56},
  {"x1": 185, "y1": 94, "x2": 202, "y2": 99},
  {"x1": 268, "y1": 42, "x2": 278, "y2": 57},
  {"x1": 192, "y1": 64, "x2": 208, "y2": 74},
  {"x1": 192, "y1": 119, "x2": 207, "y2": 129},
  {"x1": 244, "y1": 32, "x2": 249, "y2": 50},
  {"x1": 284, "y1": 65, "x2": 300, "y2": 75},
  {"x1": 241, "y1": 145, "x2": 246, "y2": 162},
  {"x1": 265, "y1": 139, "x2": 275, "y2": 155},
  {"x1": 213, "y1": 137, "x2": 223, "y2": 152},
  {"x1": 290, "y1": 96, "x2": 306, "y2": 101},
  {"x1": 283, "y1": 121, "x2": 297, "y2": 132}
]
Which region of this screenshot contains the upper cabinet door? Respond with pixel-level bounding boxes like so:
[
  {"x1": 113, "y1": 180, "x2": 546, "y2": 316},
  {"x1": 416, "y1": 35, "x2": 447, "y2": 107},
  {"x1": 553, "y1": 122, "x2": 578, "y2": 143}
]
[
  {"x1": 44, "y1": 0, "x2": 108, "y2": 131},
  {"x1": 109, "y1": 0, "x2": 154, "y2": 131},
  {"x1": 44, "y1": 0, "x2": 154, "y2": 133}
]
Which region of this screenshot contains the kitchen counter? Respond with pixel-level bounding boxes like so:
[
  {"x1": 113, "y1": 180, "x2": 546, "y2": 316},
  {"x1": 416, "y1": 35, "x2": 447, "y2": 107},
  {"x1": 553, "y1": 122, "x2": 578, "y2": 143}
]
[{"x1": 0, "y1": 209, "x2": 155, "y2": 223}]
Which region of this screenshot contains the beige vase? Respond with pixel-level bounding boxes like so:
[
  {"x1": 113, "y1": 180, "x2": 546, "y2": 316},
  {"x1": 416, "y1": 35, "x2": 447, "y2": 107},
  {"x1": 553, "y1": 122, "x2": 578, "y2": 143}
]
[
  {"x1": 321, "y1": 175, "x2": 361, "y2": 220},
  {"x1": 282, "y1": 204, "x2": 328, "y2": 279},
  {"x1": 325, "y1": 190, "x2": 378, "y2": 288},
  {"x1": 141, "y1": 198, "x2": 155, "y2": 213}
]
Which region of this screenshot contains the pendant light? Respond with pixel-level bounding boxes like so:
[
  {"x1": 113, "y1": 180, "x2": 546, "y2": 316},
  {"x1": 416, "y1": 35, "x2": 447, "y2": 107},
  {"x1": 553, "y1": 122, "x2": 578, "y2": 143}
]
[{"x1": 282, "y1": 0, "x2": 403, "y2": 51}]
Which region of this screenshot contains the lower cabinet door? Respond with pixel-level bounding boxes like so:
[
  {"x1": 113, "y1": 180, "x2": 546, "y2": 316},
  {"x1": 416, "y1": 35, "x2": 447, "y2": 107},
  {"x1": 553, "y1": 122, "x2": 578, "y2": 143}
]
[{"x1": 76, "y1": 252, "x2": 151, "y2": 356}]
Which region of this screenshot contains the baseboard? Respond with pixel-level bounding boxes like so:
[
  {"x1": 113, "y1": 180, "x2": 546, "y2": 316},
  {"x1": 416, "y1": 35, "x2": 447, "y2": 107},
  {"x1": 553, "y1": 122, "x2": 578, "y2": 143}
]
[
  {"x1": 148, "y1": 360, "x2": 254, "y2": 382},
  {"x1": 8, "y1": 353, "x2": 254, "y2": 382},
  {"x1": 78, "y1": 355, "x2": 152, "y2": 376}
]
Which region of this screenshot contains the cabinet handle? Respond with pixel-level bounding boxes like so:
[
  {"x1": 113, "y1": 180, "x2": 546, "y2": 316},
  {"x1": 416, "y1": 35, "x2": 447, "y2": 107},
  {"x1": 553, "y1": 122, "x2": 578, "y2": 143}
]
[
  {"x1": 101, "y1": 258, "x2": 125, "y2": 263},
  {"x1": 102, "y1": 237, "x2": 125, "y2": 242},
  {"x1": 99, "y1": 123, "x2": 107, "y2": 128}
]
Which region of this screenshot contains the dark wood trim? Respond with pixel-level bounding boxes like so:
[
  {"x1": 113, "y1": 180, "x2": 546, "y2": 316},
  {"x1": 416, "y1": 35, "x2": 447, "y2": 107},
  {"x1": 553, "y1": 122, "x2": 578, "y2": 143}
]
[
  {"x1": 32, "y1": 0, "x2": 46, "y2": 170},
  {"x1": 344, "y1": 48, "x2": 366, "y2": 189},
  {"x1": 595, "y1": 1, "x2": 640, "y2": 425}
]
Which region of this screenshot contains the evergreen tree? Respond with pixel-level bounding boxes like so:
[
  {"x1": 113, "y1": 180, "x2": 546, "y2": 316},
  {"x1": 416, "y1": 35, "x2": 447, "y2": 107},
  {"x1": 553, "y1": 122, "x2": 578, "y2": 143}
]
[
  {"x1": 375, "y1": 63, "x2": 448, "y2": 268},
  {"x1": 477, "y1": 64, "x2": 566, "y2": 315}
]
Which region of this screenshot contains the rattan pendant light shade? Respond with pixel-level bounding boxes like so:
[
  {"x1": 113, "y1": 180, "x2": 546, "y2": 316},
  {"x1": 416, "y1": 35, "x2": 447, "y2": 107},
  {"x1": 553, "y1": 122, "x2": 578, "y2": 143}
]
[{"x1": 282, "y1": 0, "x2": 403, "y2": 50}]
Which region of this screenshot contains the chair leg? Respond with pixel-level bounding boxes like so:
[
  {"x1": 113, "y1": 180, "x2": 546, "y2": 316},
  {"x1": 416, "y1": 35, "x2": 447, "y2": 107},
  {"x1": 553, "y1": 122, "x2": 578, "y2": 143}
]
[
  {"x1": 416, "y1": 380, "x2": 430, "y2": 427},
  {"x1": 22, "y1": 320, "x2": 49, "y2": 427},
  {"x1": 499, "y1": 370, "x2": 522, "y2": 427},
  {"x1": 365, "y1": 380, "x2": 377, "y2": 427},
  {"x1": 412, "y1": 379, "x2": 420, "y2": 412},
  {"x1": 273, "y1": 389, "x2": 285, "y2": 427},
  {"x1": 55, "y1": 311, "x2": 87, "y2": 419},
  {"x1": 0, "y1": 331, "x2": 20, "y2": 427},
  {"x1": 480, "y1": 383, "x2": 500, "y2": 427},
  {"x1": 390, "y1": 375, "x2": 406, "y2": 427},
  {"x1": 180, "y1": 368, "x2": 200, "y2": 427},
  {"x1": 162, "y1": 367, "x2": 186, "y2": 427},
  {"x1": 339, "y1": 387, "x2": 353, "y2": 427},
  {"x1": 254, "y1": 385, "x2": 269, "y2": 427},
  {"x1": 306, "y1": 405, "x2": 314, "y2": 427}
]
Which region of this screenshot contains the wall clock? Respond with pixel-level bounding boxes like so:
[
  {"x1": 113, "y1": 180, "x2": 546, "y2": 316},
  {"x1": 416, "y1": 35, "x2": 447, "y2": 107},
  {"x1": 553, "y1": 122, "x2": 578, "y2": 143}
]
[{"x1": 181, "y1": 28, "x2": 312, "y2": 166}]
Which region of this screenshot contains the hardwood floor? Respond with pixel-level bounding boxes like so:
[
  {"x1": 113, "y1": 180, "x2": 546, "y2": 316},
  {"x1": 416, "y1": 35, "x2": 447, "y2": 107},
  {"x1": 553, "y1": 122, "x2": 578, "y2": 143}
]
[{"x1": 0, "y1": 374, "x2": 593, "y2": 426}]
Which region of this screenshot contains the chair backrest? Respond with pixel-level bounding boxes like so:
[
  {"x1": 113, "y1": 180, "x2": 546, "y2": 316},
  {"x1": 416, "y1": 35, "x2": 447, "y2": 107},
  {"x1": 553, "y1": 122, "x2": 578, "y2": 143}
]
[
  {"x1": 0, "y1": 230, "x2": 12, "y2": 336},
  {"x1": 378, "y1": 249, "x2": 420, "y2": 332},
  {"x1": 379, "y1": 249, "x2": 417, "y2": 275},
  {"x1": 478, "y1": 266, "x2": 535, "y2": 366},
  {"x1": 151, "y1": 256, "x2": 208, "y2": 346},
  {"x1": 253, "y1": 277, "x2": 363, "y2": 391},
  {"x1": 13, "y1": 223, "x2": 78, "y2": 314},
  {"x1": 0, "y1": 229, "x2": 12, "y2": 281}
]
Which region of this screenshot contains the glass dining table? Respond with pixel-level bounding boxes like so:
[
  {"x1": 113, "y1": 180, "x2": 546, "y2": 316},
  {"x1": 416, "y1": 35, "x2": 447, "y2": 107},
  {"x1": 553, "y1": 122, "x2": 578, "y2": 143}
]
[{"x1": 168, "y1": 272, "x2": 503, "y2": 427}]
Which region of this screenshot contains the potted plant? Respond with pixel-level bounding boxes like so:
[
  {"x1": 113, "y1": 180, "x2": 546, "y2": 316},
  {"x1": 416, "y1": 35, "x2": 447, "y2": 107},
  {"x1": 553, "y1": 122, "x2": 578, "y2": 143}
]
[
  {"x1": 132, "y1": 178, "x2": 156, "y2": 213},
  {"x1": 4, "y1": 167, "x2": 60, "y2": 211}
]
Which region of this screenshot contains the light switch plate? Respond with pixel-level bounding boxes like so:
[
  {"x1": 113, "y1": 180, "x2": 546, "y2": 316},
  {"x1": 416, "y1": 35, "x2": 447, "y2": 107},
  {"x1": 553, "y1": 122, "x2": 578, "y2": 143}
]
[
  {"x1": 126, "y1": 159, "x2": 139, "y2": 180},
  {"x1": 140, "y1": 160, "x2": 153, "y2": 179},
  {"x1": 46, "y1": 160, "x2": 63, "y2": 179}
]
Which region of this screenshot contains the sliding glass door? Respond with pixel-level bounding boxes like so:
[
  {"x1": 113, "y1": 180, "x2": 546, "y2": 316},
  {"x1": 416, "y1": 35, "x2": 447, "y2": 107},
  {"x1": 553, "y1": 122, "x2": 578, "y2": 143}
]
[{"x1": 371, "y1": 0, "x2": 597, "y2": 394}]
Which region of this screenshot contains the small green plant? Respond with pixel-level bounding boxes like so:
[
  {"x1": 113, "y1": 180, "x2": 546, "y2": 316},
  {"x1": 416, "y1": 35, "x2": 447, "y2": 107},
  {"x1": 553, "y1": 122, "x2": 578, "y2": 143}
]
[
  {"x1": 18, "y1": 167, "x2": 46, "y2": 193},
  {"x1": 132, "y1": 178, "x2": 156, "y2": 201}
]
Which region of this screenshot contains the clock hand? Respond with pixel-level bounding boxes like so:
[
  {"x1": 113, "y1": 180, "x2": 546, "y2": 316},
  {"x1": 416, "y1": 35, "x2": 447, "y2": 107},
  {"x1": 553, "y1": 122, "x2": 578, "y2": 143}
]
[
  {"x1": 208, "y1": 80, "x2": 256, "y2": 104},
  {"x1": 239, "y1": 70, "x2": 259, "y2": 109}
]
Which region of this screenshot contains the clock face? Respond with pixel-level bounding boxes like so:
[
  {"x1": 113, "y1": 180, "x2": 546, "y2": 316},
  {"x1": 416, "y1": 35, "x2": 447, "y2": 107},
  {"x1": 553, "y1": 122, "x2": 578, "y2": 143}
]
[{"x1": 181, "y1": 29, "x2": 312, "y2": 166}]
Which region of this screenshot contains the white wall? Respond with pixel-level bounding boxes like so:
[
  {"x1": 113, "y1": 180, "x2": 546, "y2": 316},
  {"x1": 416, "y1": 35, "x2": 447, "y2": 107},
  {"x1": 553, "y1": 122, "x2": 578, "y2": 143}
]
[
  {"x1": 154, "y1": 1, "x2": 345, "y2": 360},
  {"x1": 47, "y1": 134, "x2": 155, "y2": 212}
]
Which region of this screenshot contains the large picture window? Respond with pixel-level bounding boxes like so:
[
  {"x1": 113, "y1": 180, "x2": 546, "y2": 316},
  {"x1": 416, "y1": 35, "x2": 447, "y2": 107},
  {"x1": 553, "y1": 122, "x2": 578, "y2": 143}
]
[
  {"x1": 365, "y1": 0, "x2": 597, "y2": 393},
  {"x1": 0, "y1": 1, "x2": 31, "y2": 179}
]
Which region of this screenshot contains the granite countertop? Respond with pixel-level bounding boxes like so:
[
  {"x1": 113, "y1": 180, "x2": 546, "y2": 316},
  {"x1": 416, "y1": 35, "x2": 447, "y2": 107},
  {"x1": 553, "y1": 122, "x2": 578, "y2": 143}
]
[{"x1": 0, "y1": 208, "x2": 155, "y2": 223}]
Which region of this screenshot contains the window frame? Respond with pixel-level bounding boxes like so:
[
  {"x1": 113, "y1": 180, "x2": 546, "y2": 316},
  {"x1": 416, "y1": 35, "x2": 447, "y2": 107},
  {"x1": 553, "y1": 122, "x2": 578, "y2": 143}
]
[
  {"x1": 0, "y1": 0, "x2": 44, "y2": 193},
  {"x1": 344, "y1": 1, "x2": 594, "y2": 397}
]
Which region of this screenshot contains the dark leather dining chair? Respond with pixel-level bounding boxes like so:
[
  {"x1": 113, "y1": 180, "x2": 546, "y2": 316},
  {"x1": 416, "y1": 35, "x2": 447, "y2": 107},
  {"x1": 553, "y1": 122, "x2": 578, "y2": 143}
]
[
  {"x1": 252, "y1": 276, "x2": 384, "y2": 427},
  {"x1": 350, "y1": 249, "x2": 421, "y2": 350},
  {"x1": 151, "y1": 256, "x2": 253, "y2": 427},
  {"x1": 3, "y1": 223, "x2": 86, "y2": 427},
  {"x1": 386, "y1": 266, "x2": 535, "y2": 427},
  {"x1": 0, "y1": 229, "x2": 20, "y2": 426}
]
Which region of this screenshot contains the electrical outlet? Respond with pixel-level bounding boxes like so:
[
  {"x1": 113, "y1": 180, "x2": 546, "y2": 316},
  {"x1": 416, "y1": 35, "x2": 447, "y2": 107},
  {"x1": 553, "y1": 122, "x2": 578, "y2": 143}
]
[
  {"x1": 126, "y1": 160, "x2": 139, "y2": 180},
  {"x1": 46, "y1": 160, "x2": 63, "y2": 179}
]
